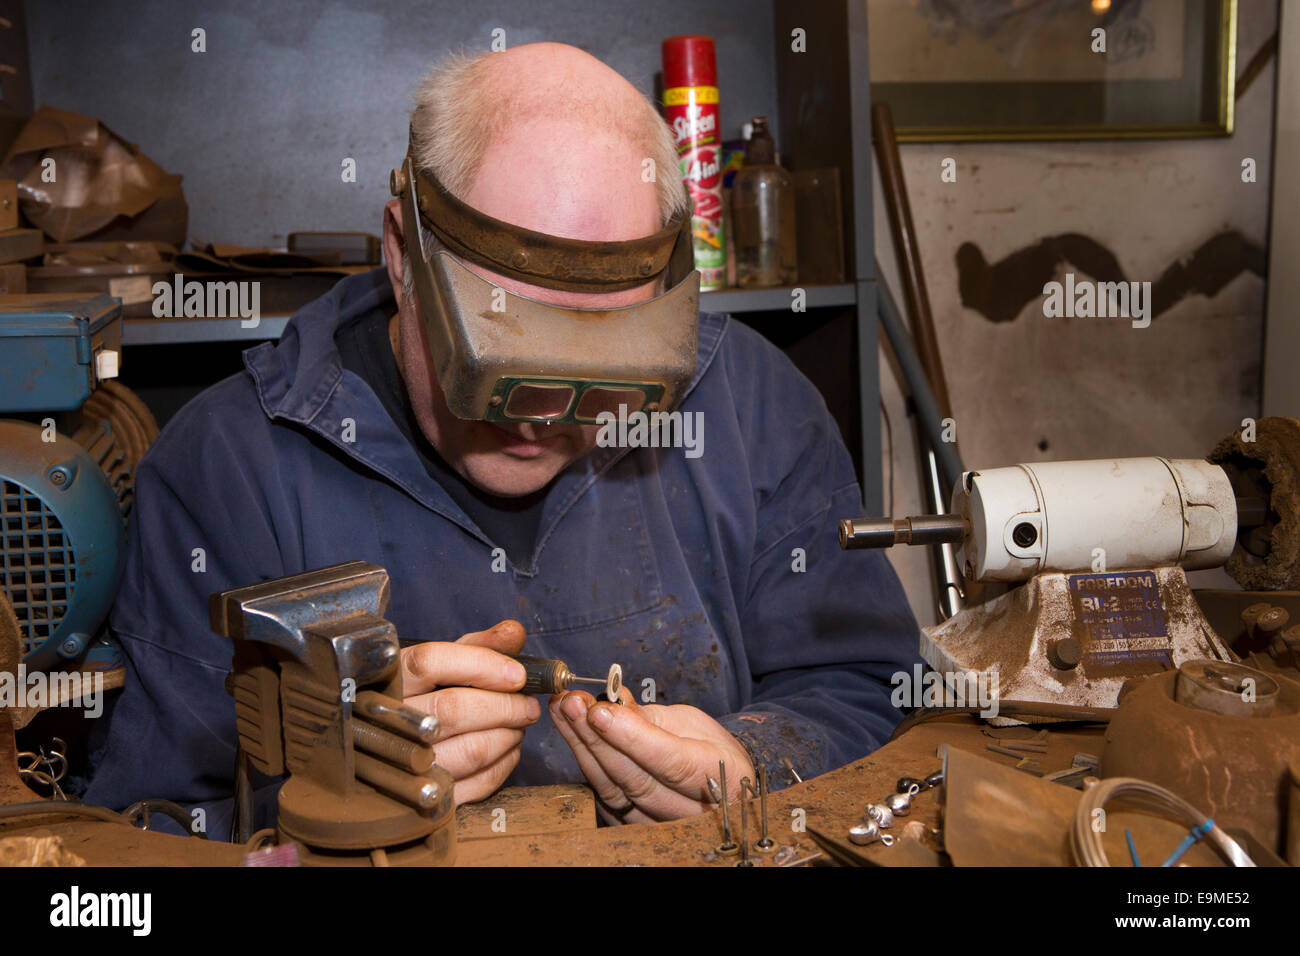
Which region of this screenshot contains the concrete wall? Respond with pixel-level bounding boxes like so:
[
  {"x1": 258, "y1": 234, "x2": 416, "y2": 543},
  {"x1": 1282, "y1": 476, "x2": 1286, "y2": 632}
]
[{"x1": 874, "y1": 0, "x2": 1278, "y2": 624}]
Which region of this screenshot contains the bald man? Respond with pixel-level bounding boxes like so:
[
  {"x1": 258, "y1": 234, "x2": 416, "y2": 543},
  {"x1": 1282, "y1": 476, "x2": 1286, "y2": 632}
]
[{"x1": 85, "y1": 44, "x2": 920, "y2": 835}]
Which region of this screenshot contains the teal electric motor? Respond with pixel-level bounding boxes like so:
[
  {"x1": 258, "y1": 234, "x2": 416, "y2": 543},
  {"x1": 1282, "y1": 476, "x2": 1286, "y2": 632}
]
[{"x1": 0, "y1": 294, "x2": 157, "y2": 670}]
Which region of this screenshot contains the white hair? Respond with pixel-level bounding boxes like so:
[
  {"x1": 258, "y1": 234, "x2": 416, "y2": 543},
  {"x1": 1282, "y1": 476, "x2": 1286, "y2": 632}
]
[{"x1": 400, "y1": 50, "x2": 688, "y2": 302}]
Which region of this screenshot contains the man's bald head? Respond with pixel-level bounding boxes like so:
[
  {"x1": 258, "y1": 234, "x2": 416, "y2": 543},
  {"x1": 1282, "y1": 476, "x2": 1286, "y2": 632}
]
[{"x1": 409, "y1": 43, "x2": 687, "y2": 233}]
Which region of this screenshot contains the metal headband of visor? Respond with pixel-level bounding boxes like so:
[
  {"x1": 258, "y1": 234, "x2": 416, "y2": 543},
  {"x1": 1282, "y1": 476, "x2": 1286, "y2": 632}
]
[{"x1": 390, "y1": 149, "x2": 700, "y2": 425}]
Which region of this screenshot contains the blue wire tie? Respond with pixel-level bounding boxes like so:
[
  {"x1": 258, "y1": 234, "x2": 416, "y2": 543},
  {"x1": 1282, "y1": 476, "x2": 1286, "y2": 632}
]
[{"x1": 1161, "y1": 819, "x2": 1214, "y2": 867}]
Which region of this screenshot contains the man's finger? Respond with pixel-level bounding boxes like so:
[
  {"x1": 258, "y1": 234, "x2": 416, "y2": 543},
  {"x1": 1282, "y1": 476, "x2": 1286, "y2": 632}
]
[
  {"x1": 452, "y1": 745, "x2": 522, "y2": 806},
  {"x1": 587, "y1": 701, "x2": 718, "y2": 799},
  {"x1": 432, "y1": 727, "x2": 525, "y2": 780},
  {"x1": 549, "y1": 692, "x2": 625, "y2": 810},
  {"x1": 400, "y1": 640, "x2": 526, "y2": 696},
  {"x1": 557, "y1": 692, "x2": 700, "y2": 819},
  {"x1": 457, "y1": 619, "x2": 527, "y2": 656},
  {"x1": 403, "y1": 687, "x2": 540, "y2": 739}
]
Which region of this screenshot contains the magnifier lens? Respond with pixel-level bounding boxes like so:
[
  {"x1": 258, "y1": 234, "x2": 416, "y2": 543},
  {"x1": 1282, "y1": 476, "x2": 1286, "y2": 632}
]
[
  {"x1": 502, "y1": 383, "x2": 576, "y2": 420},
  {"x1": 574, "y1": 387, "x2": 649, "y2": 422}
]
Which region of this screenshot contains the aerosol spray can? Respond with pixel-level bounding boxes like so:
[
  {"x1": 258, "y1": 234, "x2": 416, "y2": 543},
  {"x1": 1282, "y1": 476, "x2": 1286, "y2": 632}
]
[{"x1": 662, "y1": 35, "x2": 726, "y2": 290}]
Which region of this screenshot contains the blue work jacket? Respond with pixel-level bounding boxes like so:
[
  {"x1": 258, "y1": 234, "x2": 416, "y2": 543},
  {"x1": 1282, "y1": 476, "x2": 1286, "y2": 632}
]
[{"x1": 84, "y1": 268, "x2": 922, "y2": 832}]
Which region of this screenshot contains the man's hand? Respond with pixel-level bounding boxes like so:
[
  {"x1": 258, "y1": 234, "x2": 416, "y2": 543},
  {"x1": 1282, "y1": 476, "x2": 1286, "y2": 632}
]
[
  {"x1": 549, "y1": 690, "x2": 755, "y2": 824},
  {"x1": 400, "y1": 619, "x2": 538, "y2": 805}
]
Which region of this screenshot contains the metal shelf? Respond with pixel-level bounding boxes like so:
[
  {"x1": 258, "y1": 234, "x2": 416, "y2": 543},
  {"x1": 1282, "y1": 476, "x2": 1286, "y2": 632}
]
[
  {"x1": 124, "y1": 316, "x2": 291, "y2": 345},
  {"x1": 121, "y1": 284, "x2": 857, "y2": 346},
  {"x1": 702, "y1": 284, "x2": 856, "y2": 313}
]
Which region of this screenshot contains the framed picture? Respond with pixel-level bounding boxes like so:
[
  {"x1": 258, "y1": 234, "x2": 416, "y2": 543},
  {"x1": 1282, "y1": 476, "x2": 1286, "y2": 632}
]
[{"x1": 868, "y1": 0, "x2": 1237, "y2": 141}]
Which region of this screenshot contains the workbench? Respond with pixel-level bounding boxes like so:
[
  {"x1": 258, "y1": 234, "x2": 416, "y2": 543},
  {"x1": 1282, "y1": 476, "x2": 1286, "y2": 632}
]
[{"x1": 2, "y1": 716, "x2": 1174, "y2": 867}]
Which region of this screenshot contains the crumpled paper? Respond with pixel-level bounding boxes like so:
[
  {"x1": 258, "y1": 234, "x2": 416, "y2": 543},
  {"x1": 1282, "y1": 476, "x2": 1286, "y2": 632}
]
[{"x1": 2, "y1": 106, "x2": 187, "y2": 244}]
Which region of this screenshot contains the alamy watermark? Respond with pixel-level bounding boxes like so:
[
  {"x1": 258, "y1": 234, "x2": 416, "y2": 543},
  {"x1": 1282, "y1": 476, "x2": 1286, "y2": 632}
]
[
  {"x1": 0, "y1": 666, "x2": 105, "y2": 718},
  {"x1": 49, "y1": 886, "x2": 151, "y2": 936},
  {"x1": 1042, "y1": 273, "x2": 1151, "y2": 329},
  {"x1": 891, "y1": 664, "x2": 999, "y2": 718},
  {"x1": 152, "y1": 273, "x2": 262, "y2": 328},
  {"x1": 595, "y1": 404, "x2": 703, "y2": 459}
]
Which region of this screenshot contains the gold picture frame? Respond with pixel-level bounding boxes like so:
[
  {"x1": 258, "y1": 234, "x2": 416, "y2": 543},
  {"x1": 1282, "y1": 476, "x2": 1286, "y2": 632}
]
[{"x1": 868, "y1": 0, "x2": 1237, "y2": 141}]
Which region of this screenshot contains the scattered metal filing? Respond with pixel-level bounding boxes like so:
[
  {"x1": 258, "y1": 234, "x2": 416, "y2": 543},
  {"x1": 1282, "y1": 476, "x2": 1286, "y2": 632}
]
[
  {"x1": 772, "y1": 843, "x2": 810, "y2": 866},
  {"x1": 1014, "y1": 757, "x2": 1045, "y2": 776},
  {"x1": 1041, "y1": 753, "x2": 1100, "y2": 789},
  {"x1": 982, "y1": 744, "x2": 1046, "y2": 775},
  {"x1": 984, "y1": 728, "x2": 1050, "y2": 769},
  {"x1": 986, "y1": 743, "x2": 1042, "y2": 758},
  {"x1": 985, "y1": 729, "x2": 1098, "y2": 780},
  {"x1": 983, "y1": 727, "x2": 1049, "y2": 753}
]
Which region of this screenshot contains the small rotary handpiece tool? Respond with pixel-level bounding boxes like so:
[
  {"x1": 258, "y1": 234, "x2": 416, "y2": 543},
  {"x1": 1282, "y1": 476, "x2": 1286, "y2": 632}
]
[{"x1": 511, "y1": 655, "x2": 623, "y2": 702}]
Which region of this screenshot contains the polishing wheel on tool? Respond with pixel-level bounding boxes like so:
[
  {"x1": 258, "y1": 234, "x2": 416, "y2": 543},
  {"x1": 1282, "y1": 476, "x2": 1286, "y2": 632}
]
[
  {"x1": 607, "y1": 663, "x2": 623, "y2": 703},
  {"x1": 1210, "y1": 416, "x2": 1300, "y2": 590}
]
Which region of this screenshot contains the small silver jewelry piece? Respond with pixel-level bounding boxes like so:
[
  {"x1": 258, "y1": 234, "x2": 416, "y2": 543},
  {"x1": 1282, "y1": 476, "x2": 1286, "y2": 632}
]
[
  {"x1": 848, "y1": 819, "x2": 881, "y2": 845},
  {"x1": 885, "y1": 791, "x2": 913, "y2": 816},
  {"x1": 866, "y1": 803, "x2": 894, "y2": 829}
]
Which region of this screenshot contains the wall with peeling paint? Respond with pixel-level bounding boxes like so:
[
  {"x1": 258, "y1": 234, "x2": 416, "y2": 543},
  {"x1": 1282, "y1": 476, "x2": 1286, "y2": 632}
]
[{"x1": 873, "y1": 0, "x2": 1277, "y2": 625}]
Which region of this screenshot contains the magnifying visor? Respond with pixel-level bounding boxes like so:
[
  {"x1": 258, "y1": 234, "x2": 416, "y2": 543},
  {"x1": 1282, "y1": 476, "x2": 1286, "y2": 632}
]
[{"x1": 390, "y1": 145, "x2": 700, "y2": 426}]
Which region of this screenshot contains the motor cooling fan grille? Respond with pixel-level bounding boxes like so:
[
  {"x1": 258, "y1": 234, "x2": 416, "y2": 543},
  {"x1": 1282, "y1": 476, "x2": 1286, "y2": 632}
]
[{"x1": 1, "y1": 479, "x2": 76, "y2": 656}]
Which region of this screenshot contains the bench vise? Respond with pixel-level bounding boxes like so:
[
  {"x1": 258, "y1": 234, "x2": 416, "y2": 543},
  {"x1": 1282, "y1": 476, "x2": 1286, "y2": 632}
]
[{"x1": 210, "y1": 561, "x2": 455, "y2": 865}]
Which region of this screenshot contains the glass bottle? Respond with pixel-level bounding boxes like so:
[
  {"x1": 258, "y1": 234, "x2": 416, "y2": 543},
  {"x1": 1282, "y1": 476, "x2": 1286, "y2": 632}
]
[{"x1": 731, "y1": 117, "x2": 797, "y2": 288}]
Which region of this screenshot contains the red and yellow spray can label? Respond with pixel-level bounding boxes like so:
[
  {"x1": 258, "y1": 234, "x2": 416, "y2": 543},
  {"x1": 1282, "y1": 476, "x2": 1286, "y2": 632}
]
[{"x1": 664, "y1": 85, "x2": 726, "y2": 290}]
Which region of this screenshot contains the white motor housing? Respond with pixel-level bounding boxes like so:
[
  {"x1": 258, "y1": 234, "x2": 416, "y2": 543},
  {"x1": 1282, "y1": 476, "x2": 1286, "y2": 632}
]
[{"x1": 951, "y1": 458, "x2": 1237, "y2": 583}]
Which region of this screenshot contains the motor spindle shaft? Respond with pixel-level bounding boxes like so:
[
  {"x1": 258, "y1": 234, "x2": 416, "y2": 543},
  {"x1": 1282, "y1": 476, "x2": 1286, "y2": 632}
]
[{"x1": 839, "y1": 515, "x2": 966, "y2": 550}]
